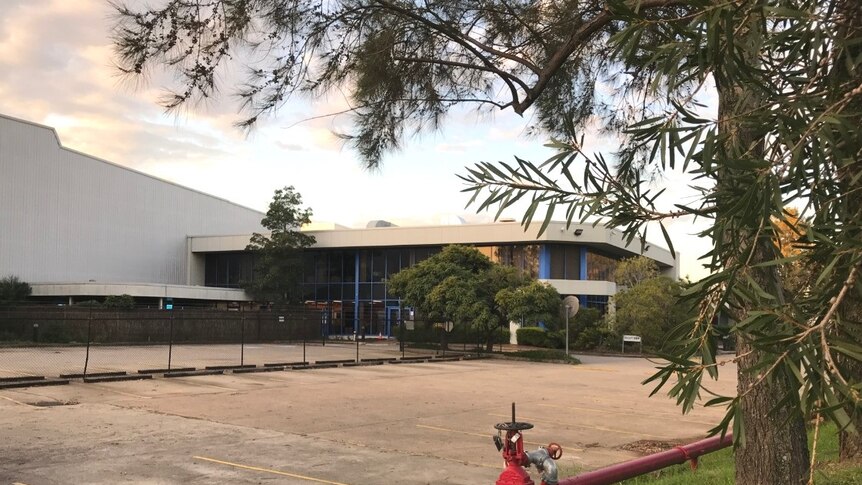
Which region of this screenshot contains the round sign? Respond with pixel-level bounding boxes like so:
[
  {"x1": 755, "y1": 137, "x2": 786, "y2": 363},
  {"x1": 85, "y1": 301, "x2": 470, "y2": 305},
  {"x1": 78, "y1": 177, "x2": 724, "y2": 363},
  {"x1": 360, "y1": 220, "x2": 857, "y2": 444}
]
[{"x1": 562, "y1": 295, "x2": 580, "y2": 318}]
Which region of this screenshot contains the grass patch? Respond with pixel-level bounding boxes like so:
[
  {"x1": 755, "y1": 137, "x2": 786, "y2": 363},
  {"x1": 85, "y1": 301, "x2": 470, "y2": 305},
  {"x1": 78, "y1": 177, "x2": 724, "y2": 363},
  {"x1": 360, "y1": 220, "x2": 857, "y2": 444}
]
[
  {"x1": 501, "y1": 349, "x2": 581, "y2": 364},
  {"x1": 612, "y1": 423, "x2": 860, "y2": 484}
]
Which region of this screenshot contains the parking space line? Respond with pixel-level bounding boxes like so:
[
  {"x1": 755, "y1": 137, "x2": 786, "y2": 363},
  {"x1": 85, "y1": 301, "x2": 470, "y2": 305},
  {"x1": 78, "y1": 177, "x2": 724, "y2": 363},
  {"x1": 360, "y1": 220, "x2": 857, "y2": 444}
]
[
  {"x1": 193, "y1": 455, "x2": 350, "y2": 484},
  {"x1": 0, "y1": 394, "x2": 29, "y2": 406},
  {"x1": 169, "y1": 379, "x2": 239, "y2": 392},
  {"x1": 77, "y1": 383, "x2": 152, "y2": 400},
  {"x1": 488, "y1": 413, "x2": 668, "y2": 440},
  {"x1": 416, "y1": 424, "x2": 583, "y2": 453}
]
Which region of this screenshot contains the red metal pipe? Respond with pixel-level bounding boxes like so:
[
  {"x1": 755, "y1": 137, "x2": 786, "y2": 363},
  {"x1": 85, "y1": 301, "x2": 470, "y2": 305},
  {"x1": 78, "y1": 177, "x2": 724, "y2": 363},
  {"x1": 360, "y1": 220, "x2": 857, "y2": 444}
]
[{"x1": 558, "y1": 433, "x2": 733, "y2": 485}]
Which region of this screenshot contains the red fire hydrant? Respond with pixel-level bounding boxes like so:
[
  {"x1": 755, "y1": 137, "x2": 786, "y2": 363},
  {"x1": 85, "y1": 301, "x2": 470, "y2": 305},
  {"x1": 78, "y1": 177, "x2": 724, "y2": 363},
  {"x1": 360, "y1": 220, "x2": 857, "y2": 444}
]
[{"x1": 494, "y1": 403, "x2": 563, "y2": 485}]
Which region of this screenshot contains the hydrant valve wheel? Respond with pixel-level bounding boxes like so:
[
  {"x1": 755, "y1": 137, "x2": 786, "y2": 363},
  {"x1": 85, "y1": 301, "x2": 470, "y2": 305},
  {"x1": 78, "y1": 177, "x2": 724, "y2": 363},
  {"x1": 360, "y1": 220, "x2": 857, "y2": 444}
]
[
  {"x1": 547, "y1": 442, "x2": 563, "y2": 460},
  {"x1": 494, "y1": 421, "x2": 534, "y2": 431}
]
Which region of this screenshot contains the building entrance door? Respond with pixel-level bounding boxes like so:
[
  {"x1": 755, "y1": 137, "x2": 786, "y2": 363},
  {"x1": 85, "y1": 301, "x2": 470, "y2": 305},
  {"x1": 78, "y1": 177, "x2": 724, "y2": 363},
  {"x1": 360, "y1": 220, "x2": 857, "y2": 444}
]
[{"x1": 386, "y1": 307, "x2": 400, "y2": 338}]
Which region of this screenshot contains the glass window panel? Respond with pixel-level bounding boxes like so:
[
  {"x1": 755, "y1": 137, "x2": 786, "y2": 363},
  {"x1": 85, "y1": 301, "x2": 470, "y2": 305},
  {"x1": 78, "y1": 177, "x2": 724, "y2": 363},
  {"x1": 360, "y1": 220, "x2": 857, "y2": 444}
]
[
  {"x1": 400, "y1": 249, "x2": 412, "y2": 269},
  {"x1": 240, "y1": 254, "x2": 254, "y2": 284},
  {"x1": 477, "y1": 246, "x2": 496, "y2": 262},
  {"x1": 565, "y1": 247, "x2": 581, "y2": 280},
  {"x1": 303, "y1": 253, "x2": 316, "y2": 284},
  {"x1": 342, "y1": 251, "x2": 356, "y2": 282},
  {"x1": 315, "y1": 284, "x2": 328, "y2": 301},
  {"x1": 359, "y1": 283, "x2": 372, "y2": 299},
  {"x1": 523, "y1": 245, "x2": 539, "y2": 278},
  {"x1": 315, "y1": 254, "x2": 328, "y2": 283},
  {"x1": 328, "y1": 283, "x2": 342, "y2": 301},
  {"x1": 342, "y1": 284, "x2": 355, "y2": 301},
  {"x1": 359, "y1": 250, "x2": 371, "y2": 282},
  {"x1": 205, "y1": 254, "x2": 218, "y2": 286},
  {"x1": 386, "y1": 250, "x2": 400, "y2": 279},
  {"x1": 371, "y1": 250, "x2": 385, "y2": 282},
  {"x1": 414, "y1": 247, "x2": 432, "y2": 263},
  {"x1": 549, "y1": 245, "x2": 565, "y2": 279},
  {"x1": 372, "y1": 283, "x2": 385, "y2": 300},
  {"x1": 586, "y1": 251, "x2": 617, "y2": 281},
  {"x1": 328, "y1": 252, "x2": 342, "y2": 282}
]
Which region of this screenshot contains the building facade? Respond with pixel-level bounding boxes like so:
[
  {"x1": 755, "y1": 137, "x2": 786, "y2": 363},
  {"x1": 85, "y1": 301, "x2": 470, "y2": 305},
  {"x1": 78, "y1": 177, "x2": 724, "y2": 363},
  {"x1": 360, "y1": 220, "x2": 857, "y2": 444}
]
[
  {"x1": 0, "y1": 113, "x2": 265, "y2": 307},
  {"x1": 2, "y1": 113, "x2": 677, "y2": 324},
  {"x1": 191, "y1": 222, "x2": 677, "y2": 336}
]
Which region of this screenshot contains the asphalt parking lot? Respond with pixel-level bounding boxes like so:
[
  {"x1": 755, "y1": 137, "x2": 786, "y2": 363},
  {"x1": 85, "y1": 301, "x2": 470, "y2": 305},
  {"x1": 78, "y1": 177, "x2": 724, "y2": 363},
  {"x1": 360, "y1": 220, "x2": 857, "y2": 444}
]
[{"x1": 0, "y1": 355, "x2": 737, "y2": 484}]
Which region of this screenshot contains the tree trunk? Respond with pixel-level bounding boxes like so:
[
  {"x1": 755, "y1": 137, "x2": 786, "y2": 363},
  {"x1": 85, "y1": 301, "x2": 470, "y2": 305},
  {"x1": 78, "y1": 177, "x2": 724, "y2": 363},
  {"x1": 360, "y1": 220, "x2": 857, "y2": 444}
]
[
  {"x1": 715, "y1": 12, "x2": 810, "y2": 483},
  {"x1": 735, "y1": 336, "x2": 811, "y2": 484}
]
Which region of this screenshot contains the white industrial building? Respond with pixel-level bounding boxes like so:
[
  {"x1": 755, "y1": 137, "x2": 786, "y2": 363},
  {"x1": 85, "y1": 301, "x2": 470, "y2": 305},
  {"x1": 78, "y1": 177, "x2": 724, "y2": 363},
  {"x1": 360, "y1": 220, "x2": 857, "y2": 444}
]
[
  {"x1": 1, "y1": 113, "x2": 677, "y2": 321},
  {"x1": 0, "y1": 113, "x2": 264, "y2": 307}
]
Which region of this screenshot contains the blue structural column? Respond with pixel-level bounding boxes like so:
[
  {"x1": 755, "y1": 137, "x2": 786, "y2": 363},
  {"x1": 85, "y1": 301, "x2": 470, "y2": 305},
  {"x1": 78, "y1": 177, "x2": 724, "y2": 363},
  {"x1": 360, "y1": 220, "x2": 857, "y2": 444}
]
[
  {"x1": 354, "y1": 251, "x2": 360, "y2": 334},
  {"x1": 538, "y1": 245, "x2": 551, "y2": 279}
]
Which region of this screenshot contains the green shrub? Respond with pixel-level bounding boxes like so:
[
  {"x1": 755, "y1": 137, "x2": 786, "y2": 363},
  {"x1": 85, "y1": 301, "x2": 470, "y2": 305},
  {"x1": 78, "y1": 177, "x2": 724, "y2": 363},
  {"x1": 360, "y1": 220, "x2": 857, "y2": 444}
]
[
  {"x1": 103, "y1": 294, "x2": 135, "y2": 310},
  {"x1": 545, "y1": 330, "x2": 565, "y2": 349},
  {"x1": 503, "y1": 349, "x2": 580, "y2": 364},
  {"x1": 0, "y1": 275, "x2": 31, "y2": 306},
  {"x1": 517, "y1": 327, "x2": 548, "y2": 347}
]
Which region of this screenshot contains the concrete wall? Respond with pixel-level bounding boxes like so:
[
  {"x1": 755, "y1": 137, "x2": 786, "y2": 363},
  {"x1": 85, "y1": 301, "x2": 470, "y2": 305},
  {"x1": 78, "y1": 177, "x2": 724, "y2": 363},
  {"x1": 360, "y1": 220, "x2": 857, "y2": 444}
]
[{"x1": 0, "y1": 114, "x2": 264, "y2": 286}]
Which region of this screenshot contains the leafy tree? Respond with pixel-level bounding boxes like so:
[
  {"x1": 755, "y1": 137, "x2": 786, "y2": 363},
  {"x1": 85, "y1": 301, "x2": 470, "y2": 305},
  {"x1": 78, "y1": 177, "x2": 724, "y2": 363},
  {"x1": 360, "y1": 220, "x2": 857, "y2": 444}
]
[
  {"x1": 569, "y1": 307, "x2": 609, "y2": 350},
  {"x1": 458, "y1": 3, "x2": 862, "y2": 480},
  {"x1": 614, "y1": 275, "x2": 686, "y2": 350},
  {"x1": 611, "y1": 256, "x2": 689, "y2": 348},
  {"x1": 112, "y1": 0, "x2": 862, "y2": 479},
  {"x1": 244, "y1": 186, "x2": 316, "y2": 304},
  {"x1": 388, "y1": 245, "x2": 559, "y2": 350},
  {"x1": 496, "y1": 280, "x2": 561, "y2": 328},
  {"x1": 0, "y1": 276, "x2": 31, "y2": 306},
  {"x1": 614, "y1": 256, "x2": 661, "y2": 291},
  {"x1": 103, "y1": 294, "x2": 136, "y2": 310}
]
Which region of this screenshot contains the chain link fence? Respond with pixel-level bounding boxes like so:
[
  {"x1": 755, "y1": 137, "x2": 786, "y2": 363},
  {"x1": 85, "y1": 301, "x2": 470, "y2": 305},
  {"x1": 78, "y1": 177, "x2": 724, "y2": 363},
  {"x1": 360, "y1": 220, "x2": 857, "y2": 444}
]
[
  {"x1": 0, "y1": 305, "x2": 448, "y2": 379},
  {"x1": 397, "y1": 318, "x2": 510, "y2": 356}
]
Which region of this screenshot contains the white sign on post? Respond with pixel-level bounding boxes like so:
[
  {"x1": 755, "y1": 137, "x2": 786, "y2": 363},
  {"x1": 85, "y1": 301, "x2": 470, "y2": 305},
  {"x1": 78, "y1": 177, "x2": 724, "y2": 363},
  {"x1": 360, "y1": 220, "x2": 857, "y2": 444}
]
[{"x1": 622, "y1": 334, "x2": 642, "y2": 354}]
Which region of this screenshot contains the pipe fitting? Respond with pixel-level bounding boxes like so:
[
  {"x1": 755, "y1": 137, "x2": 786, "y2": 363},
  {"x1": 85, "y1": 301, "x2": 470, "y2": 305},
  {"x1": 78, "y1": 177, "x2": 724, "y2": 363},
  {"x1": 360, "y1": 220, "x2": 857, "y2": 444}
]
[{"x1": 527, "y1": 447, "x2": 559, "y2": 485}]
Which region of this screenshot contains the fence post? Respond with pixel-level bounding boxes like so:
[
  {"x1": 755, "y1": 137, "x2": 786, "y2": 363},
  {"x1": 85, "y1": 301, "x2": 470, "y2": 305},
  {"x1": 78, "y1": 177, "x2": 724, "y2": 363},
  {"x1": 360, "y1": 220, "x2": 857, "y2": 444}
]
[
  {"x1": 168, "y1": 311, "x2": 174, "y2": 371},
  {"x1": 355, "y1": 328, "x2": 360, "y2": 363},
  {"x1": 240, "y1": 308, "x2": 245, "y2": 366},
  {"x1": 399, "y1": 302, "x2": 404, "y2": 359},
  {"x1": 83, "y1": 307, "x2": 92, "y2": 377}
]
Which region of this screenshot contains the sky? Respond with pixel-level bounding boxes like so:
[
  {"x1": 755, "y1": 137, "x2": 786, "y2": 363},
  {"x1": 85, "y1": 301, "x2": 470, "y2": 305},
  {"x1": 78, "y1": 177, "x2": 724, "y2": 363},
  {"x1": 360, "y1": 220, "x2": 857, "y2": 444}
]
[{"x1": 0, "y1": 0, "x2": 715, "y2": 280}]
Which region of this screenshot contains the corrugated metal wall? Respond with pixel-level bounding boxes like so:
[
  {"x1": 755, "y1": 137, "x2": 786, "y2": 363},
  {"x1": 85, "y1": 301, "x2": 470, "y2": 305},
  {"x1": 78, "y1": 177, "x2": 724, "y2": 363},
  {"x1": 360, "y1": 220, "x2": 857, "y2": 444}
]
[{"x1": 0, "y1": 114, "x2": 264, "y2": 285}]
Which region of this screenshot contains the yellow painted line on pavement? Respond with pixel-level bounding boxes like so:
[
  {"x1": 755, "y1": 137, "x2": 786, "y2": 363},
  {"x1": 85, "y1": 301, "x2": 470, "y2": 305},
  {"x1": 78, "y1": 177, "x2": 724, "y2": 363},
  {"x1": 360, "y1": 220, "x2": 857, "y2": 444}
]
[
  {"x1": 417, "y1": 424, "x2": 583, "y2": 453},
  {"x1": 0, "y1": 394, "x2": 30, "y2": 406},
  {"x1": 535, "y1": 402, "x2": 716, "y2": 426},
  {"x1": 575, "y1": 366, "x2": 618, "y2": 373},
  {"x1": 193, "y1": 456, "x2": 350, "y2": 485},
  {"x1": 488, "y1": 413, "x2": 667, "y2": 440}
]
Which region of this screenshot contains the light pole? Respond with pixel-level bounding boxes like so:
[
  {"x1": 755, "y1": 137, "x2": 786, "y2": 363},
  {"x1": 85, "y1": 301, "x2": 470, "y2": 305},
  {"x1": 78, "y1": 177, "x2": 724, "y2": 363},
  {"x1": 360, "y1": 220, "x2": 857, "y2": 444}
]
[
  {"x1": 565, "y1": 305, "x2": 570, "y2": 357},
  {"x1": 562, "y1": 295, "x2": 580, "y2": 358}
]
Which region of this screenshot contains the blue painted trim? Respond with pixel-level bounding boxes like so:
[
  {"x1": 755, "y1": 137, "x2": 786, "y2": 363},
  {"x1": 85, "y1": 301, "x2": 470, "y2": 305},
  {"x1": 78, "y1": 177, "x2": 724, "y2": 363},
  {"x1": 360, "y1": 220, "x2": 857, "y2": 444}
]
[
  {"x1": 539, "y1": 245, "x2": 551, "y2": 279},
  {"x1": 579, "y1": 247, "x2": 587, "y2": 280},
  {"x1": 354, "y1": 251, "x2": 360, "y2": 334}
]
